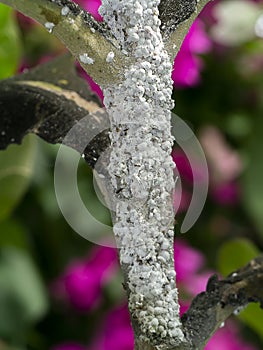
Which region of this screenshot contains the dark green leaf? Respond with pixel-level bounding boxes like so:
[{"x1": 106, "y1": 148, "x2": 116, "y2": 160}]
[
  {"x1": 0, "y1": 219, "x2": 29, "y2": 250},
  {"x1": 242, "y1": 118, "x2": 263, "y2": 236},
  {"x1": 217, "y1": 238, "x2": 259, "y2": 277},
  {"x1": 0, "y1": 247, "x2": 48, "y2": 339},
  {"x1": 238, "y1": 303, "x2": 263, "y2": 340},
  {"x1": 0, "y1": 135, "x2": 36, "y2": 221},
  {"x1": 0, "y1": 4, "x2": 21, "y2": 79}
]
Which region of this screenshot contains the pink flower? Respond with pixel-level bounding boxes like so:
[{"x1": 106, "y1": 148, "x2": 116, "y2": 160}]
[
  {"x1": 172, "y1": 19, "x2": 212, "y2": 88},
  {"x1": 77, "y1": 64, "x2": 104, "y2": 101},
  {"x1": 200, "y1": 126, "x2": 243, "y2": 185},
  {"x1": 73, "y1": 0, "x2": 102, "y2": 21},
  {"x1": 52, "y1": 246, "x2": 117, "y2": 311},
  {"x1": 205, "y1": 321, "x2": 257, "y2": 350},
  {"x1": 172, "y1": 148, "x2": 207, "y2": 213},
  {"x1": 199, "y1": 125, "x2": 243, "y2": 205},
  {"x1": 172, "y1": 149, "x2": 193, "y2": 184},
  {"x1": 174, "y1": 239, "x2": 205, "y2": 285},
  {"x1": 91, "y1": 303, "x2": 134, "y2": 350},
  {"x1": 174, "y1": 240, "x2": 214, "y2": 300},
  {"x1": 211, "y1": 181, "x2": 240, "y2": 206}
]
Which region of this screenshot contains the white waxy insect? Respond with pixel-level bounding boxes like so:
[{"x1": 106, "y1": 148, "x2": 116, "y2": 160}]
[
  {"x1": 79, "y1": 53, "x2": 94, "y2": 65},
  {"x1": 106, "y1": 51, "x2": 115, "y2": 63},
  {"x1": 61, "y1": 6, "x2": 70, "y2": 16},
  {"x1": 44, "y1": 22, "x2": 55, "y2": 33}
]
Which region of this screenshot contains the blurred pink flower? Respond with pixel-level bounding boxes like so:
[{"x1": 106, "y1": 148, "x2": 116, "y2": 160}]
[
  {"x1": 77, "y1": 64, "x2": 104, "y2": 101},
  {"x1": 73, "y1": 0, "x2": 103, "y2": 21},
  {"x1": 211, "y1": 181, "x2": 240, "y2": 206},
  {"x1": 172, "y1": 129, "x2": 241, "y2": 208},
  {"x1": 172, "y1": 19, "x2": 212, "y2": 88},
  {"x1": 172, "y1": 148, "x2": 208, "y2": 213},
  {"x1": 172, "y1": 149, "x2": 193, "y2": 183},
  {"x1": 172, "y1": 149, "x2": 192, "y2": 213},
  {"x1": 52, "y1": 246, "x2": 117, "y2": 311},
  {"x1": 91, "y1": 303, "x2": 134, "y2": 350},
  {"x1": 206, "y1": 321, "x2": 257, "y2": 350},
  {"x1": 200, "y1": 126, "x2": 243, "y2": 185},
  {"x1": 51, "y1": 343, "x2": 86, "y2": 350},
  {"x1": 174, "y1": 239, "x2": 205, "y2": 285},
  {"x1": 174, "y1": 239, "x2": 214, "y2": 299},
  {"x1": 200, "y1": 125, "x2": 242, "y2": 205},
  {"x1": 199, "y1": 0, "x2": 219, "y2": 26}
]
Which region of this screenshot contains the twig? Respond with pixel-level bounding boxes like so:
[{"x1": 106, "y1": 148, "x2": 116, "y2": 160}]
[
  {"x1": 182, "y1": 255, "x2": 263, "y2": 350},
  {"x1": 159, "y1": 0, "x2": 212, "y2": 58},
  {"x1": 0, "y1": 0, "x2": 129, "y2": 86},
  {"x1": 0, "y1": 54, "x2": 110, "y2": 167}
]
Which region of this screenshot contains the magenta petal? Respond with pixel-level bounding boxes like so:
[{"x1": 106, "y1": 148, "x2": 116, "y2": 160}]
[
  {"x1": 172, "y1": 18, "x2": 211, "y2": 88},
  {"x1": 184, "y1": 271, "x2": 214, "y2": 295},
  {"x1": 95, "y1": 304, "x2": 134, "y2": 350},
  {"x1": 211, "y1": 182, "x2": 240, "y2": 205},
  {"x1": 73, "y1": 0, "x2": 103, "y2": 21},
  {"x1": 205, "y1": 321, "x2": 257, "y2": 350},
  {"x1": 52, "y1": 246, "x2": 117, "y2": 311},
  {"x1": 174, "y1": 240, "x2": 205, "y2": 283},
  {"x1": 64, "y1": 264, "x2": 102, "y2": 310},
  {"x1": 173, "y1": 52, "x2": 201, "y2": 88},
  {"x1": 188, "y1": 20, "x2": 212, "y2": 54},
  {"x1": 85, "y1": 0, "x2": 103, "y2": 21}
]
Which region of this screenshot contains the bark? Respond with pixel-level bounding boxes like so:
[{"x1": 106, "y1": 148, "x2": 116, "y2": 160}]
[
  {"x1": 0, "y1": 54, "x2": 110, "y2": 168},
  {"x1": 99, "y1": 0, "x2": 186, "y2": 348},
  {"x1": 182, "y1": 255, "x2": 263, "y2": 349},
  {"x1": 159, "y1": 0, "x2": 212, "y2": 57},
  {"x1": 0, "y1": 0, "x2": 129, "y2": 86}
]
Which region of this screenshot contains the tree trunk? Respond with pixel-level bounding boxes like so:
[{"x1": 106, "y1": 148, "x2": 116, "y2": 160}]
[{"x1": 99, "y1": 1, "x2": 186, "y2": 348}]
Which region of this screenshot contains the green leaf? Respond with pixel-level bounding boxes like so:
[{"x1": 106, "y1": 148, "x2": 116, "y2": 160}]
[
  {"x1": 238, "y1": 303, "x2": 263, "y2": 340},
  {"x1": 242, "y1": 118, "x2": 263, "y2": 236},
  {"x1": 0, "y1": 219, "x2": 29, "y2": 250},
  {"x1": 0, "y1": 247, "x2": 49, "y2": 340},
  {"x1": 104, "y1": 270, "x2": 125, "y2": 303},
  {"x1": 224, "y1": 113, "x2": 252, "y2": 140},
  {"x1": 217, "y1": 239, "x2": 263, "y2": 337},
  {"x1": 0, "y1": 4, "x2": 21, "y2": 79},
  {"x1": 217, "y1": 238, "x2": 259, "y2": 277},
  {"x1": 0, "y1": 135, "x2": 37, "y2": 221}
]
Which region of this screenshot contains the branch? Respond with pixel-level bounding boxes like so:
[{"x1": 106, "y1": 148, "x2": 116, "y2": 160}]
[
  {"x1": 0, "y1": 0, "x2": 129, "y2": 86},
  {"x1": 131, "y1": 255, "x2": 263, "y2": 350},
  {"x1": 0, "y1": 54, "x2": 110, "y2": 168},
  {"x1": 182, "y1": 255, "x2": 263, "y2": 350},
  {"x1": 159, "y1": 0, "x2": 212, "y2": 58}
]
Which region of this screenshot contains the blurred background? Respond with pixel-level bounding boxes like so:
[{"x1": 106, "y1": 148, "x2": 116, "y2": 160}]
[{"x1": 1, "y1": 0, "x2": 263, "y2": 349}]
